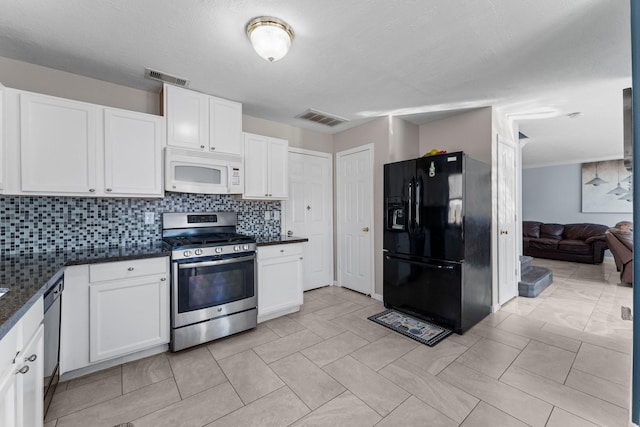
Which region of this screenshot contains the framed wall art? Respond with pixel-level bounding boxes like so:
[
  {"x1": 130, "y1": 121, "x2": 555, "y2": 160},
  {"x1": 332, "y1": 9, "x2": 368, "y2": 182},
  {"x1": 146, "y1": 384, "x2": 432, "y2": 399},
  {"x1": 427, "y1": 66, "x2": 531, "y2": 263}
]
[{"x1": 581, "y1": 160, "x2": 632, "y2": 213}]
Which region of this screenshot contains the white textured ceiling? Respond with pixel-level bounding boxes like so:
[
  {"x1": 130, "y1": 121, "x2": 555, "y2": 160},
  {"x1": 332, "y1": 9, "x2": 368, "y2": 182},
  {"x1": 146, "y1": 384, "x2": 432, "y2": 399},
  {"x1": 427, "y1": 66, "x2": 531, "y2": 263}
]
[{"x1": 0, "y1": 0, "x2": 631, "y2": 168}]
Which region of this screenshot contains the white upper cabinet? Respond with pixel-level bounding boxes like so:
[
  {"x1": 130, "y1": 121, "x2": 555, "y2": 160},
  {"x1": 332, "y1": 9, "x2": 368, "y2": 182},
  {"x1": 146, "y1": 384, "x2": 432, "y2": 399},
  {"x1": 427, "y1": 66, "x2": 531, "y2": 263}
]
[
  {"x1": 3, "y1": 88, "x2": 165, "y2": 198},
  {"x1": 0, "y1": 83, "x2": 5, "y2": 193},
  {"x1": 165, "y1": 85, "x2": 208, "y2": 151},
  {"x1": 165, "y1": 84, "x2": 243, "y2": 155},
  {"x1": 20, "y1": 93, "x2": 98, "y2": 194},
  {"x1": 104, "y1": 108, "x2": 164, "y2": 196},
  {"x1": 243, "y1": 132, "x2": 288, "y2": 200},
  {"x1": 210, "y1": 97, "x2": 243, "y2": 155}
]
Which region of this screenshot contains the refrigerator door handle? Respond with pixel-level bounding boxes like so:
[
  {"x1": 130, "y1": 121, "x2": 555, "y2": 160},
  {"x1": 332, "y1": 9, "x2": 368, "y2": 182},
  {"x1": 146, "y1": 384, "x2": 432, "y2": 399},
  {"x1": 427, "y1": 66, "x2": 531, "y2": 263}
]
[
  {"x1": 384, "y1": 254, "x2": 455, "y2": 270},
  {"x1": 415, "y1": 178, "x2": 421, "y2": 228},
  {"x1": 407, "y1": 180, "x2": 413, "y2": 232}
]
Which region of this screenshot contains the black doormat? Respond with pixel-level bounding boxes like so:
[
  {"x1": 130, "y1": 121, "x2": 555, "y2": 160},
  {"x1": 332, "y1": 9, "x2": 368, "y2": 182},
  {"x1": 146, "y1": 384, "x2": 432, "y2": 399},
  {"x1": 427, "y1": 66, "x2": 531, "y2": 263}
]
[{"x1": 368, "y1": 309, "x2": 452, "y2": 347}]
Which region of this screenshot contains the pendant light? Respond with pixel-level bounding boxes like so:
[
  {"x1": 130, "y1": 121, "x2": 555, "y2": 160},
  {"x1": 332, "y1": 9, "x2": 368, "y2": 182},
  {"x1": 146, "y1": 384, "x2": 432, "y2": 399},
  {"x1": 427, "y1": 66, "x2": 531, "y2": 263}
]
[
  {"x1": 246, "y1": 16, "x2": 294, "y2": 62},
  {"x1": 607, "y1": 172, "x2": 626, "y2": 195},
  {"x1": 585, "y1": 163, "x2": 607, "y2": 186}
]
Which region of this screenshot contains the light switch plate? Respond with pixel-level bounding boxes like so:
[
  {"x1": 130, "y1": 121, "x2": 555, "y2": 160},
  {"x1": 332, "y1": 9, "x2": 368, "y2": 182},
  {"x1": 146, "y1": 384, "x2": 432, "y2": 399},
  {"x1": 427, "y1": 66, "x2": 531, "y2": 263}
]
[
  {"x1": 144, "y1": 212, "x2": 155, "y2": 225},
  {"x1": 264, "y1": 211, "x2": 271, "y2": 221},
  {"x1": 273, "y1": 211, "x2": 280, "y2": 220}
]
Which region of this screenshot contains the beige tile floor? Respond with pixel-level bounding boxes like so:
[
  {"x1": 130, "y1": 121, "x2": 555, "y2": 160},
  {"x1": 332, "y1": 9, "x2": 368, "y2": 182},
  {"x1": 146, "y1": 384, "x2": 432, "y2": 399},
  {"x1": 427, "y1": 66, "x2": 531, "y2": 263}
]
[{"x1": 46, "y1": 257, "x2": 633, "y2": 427}]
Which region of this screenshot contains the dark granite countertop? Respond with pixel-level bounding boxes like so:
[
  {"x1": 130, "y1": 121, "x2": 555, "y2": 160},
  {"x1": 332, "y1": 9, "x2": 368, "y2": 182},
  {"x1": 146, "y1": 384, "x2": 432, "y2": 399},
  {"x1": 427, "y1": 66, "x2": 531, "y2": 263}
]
[
  {"x1": 254, "y1": 236, "x2": 309, "y2": 246},
  {"x1": 0, "y1": 242, "x2": 170, "y2": 340}
]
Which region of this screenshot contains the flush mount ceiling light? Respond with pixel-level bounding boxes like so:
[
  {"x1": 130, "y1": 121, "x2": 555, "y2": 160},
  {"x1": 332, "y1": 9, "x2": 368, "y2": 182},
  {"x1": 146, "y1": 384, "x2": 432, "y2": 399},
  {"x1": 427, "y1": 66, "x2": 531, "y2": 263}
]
[{"x1": 246, "y1": 16, "x2": 294, "y2": 62}]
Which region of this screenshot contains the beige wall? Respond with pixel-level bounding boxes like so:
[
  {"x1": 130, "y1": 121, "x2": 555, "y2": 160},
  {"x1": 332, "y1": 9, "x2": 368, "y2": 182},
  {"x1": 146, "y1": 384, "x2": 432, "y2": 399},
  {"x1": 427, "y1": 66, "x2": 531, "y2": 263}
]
[
  {"x1": 242, "y1": 115, "x2": 333, "y2": 152},
  {"x1": 419, "y1": 107, "x2": 493, "y2": 164},
  {"x1": 333, "y1": 116, "x2": 418, "y2": 296},
  {"x1": 0, "y1": 56, "x2": 160, "y2": 114}
]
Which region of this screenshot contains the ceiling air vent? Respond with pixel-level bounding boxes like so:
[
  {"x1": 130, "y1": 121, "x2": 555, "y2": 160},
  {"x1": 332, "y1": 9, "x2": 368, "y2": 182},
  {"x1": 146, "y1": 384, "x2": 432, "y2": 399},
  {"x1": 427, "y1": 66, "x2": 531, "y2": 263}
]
[
  {"x1": 295, "y1": 109, "x2": 348, "y2": 127},
  {"x1": 144, "y1": 68, "x2": 189, "y2": 87}
]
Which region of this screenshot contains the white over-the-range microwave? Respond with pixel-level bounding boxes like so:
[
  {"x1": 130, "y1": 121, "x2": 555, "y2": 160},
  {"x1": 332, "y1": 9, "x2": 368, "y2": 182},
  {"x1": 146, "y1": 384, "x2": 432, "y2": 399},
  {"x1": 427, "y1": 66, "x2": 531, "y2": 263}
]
[{"x1": 165, "y1": 147, "x2": 243, "y2": 194}]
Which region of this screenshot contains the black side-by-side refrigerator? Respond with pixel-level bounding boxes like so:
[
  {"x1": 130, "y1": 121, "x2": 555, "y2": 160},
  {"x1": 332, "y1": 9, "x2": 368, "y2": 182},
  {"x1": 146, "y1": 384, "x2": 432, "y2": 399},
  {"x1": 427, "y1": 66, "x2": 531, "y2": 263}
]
[{"x1": 383, "y1": 151, "x2": 491, "y2": 334}]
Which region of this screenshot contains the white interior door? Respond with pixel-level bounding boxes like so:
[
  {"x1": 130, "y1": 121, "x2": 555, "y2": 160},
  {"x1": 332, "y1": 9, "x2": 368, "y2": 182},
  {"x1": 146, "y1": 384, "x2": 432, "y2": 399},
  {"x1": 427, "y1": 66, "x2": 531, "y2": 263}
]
[
  {"x1": 284, "y1": 149, "x2": 333, "y2": 291},
  {"x1": 337, "y1": 144, "x2": 373, "y2": 295},
  {"x1": 497, "y1": 136, "x2": 518, "y2": 304}
]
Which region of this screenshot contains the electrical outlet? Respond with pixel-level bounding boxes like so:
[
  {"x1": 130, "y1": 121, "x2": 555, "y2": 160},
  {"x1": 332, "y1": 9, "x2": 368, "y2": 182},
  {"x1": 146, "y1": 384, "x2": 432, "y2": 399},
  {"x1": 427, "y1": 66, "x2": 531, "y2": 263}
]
[
  {"x1": 144, "y1": 212, "x2": 155, "y2": 225},
  {"x1": 264, "y1": 211, "x2": 271, "y2": 221},
  {"x1": 273, "y1": 211, "x2": 280, "y2": 220}
]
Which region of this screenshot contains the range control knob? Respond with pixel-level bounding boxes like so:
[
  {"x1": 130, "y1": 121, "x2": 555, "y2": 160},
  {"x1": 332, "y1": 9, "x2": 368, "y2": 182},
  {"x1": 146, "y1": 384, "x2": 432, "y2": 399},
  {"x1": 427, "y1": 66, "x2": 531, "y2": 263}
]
[
  {"x1": 183, "y1": 250, "x2": 192, "y2": 258},
  {"x1": 234, "y1": 245, "x2": 240, "y2": 251},
  {"x1": 243, "y1": 244, "x2": 249, "y2": 250},
  {"x1": 215, "y1": 247, "x2": 223, "y2": 254},
  {"x1": 194, "y1": 248, "x2": 203, "y2": 256}
]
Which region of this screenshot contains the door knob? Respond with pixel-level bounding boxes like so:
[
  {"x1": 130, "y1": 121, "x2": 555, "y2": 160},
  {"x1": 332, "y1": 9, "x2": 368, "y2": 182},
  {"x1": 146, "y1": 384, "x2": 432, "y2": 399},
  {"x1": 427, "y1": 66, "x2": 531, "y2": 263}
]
[
  {"x1": 306, "y1": 205, "x2": 311, "y2": 210},
  {"x1": 362, "y1": 227, "x2": 369, "y2": 232}
]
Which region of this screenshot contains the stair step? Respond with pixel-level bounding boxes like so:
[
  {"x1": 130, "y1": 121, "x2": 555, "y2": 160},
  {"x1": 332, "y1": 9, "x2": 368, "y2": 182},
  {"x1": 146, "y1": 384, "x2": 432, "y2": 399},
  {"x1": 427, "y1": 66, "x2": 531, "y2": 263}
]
[
  {"x1": 518, "y1": 266, "x2": 553, "y2": 298},
  {"x1": 520, "y1": 255, "x2": 534, "y2": 274}
]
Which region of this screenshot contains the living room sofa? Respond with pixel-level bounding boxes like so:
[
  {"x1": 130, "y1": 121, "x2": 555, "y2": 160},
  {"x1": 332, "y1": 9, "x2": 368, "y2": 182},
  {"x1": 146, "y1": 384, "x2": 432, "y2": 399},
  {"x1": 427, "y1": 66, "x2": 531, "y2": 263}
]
[
  {"x1": 522, "y1": 221, "x2": 608, "y2": 264},
  {"x1": 605, "y1": 221, "x2": 633, "y2": 284}
]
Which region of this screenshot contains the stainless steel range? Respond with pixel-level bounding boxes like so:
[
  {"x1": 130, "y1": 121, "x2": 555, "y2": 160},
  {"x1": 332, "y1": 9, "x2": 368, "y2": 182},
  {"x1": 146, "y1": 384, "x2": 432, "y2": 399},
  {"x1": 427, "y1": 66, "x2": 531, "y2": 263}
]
[{"x1": 162, "y1": 212, "x2": 257, "y2": 351}]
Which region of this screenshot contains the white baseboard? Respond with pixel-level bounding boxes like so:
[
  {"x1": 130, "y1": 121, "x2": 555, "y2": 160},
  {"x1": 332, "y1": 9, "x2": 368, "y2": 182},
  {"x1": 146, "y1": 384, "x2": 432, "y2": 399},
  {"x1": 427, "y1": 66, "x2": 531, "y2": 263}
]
[
  {"x1": 60, "y1": 344, "x2": 168, "y2": 382},
  {"x1": 371, "y1": 293, "x2": 383, "y2": 302},
  {"x1": 491, "y1": 303, "x2": 501, "y2": 313}
]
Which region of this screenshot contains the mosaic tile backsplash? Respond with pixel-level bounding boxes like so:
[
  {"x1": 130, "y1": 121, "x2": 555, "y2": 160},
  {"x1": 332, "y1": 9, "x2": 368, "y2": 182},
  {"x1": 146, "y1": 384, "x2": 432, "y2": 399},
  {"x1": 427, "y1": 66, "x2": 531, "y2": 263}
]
[{"x1": 0, "y1": 192, "x2": 281, "y2": 255}]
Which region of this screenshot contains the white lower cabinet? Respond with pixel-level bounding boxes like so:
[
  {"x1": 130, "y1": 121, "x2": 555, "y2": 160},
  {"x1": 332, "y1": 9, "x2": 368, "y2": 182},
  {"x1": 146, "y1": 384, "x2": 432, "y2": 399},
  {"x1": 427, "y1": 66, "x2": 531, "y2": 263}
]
[
  {"x1": 257, "y1": 244, "x2": 304, "y2": 322},
  {"x1": 89, "y1": 275, "x2": 168, "y2": 363},
  {"x1": 61, "y1": 257, "x2": 169, "y2": 374},
  {"x1": 0, "y1": 298, "x2": 44, "y2": 427}
]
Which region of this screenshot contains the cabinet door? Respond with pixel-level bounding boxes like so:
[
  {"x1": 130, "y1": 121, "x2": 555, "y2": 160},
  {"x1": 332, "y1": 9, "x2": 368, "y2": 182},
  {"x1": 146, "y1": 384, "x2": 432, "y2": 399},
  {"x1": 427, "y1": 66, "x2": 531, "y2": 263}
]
[
  {"x1": 243, "y1": 133, "x2": 269, "y2": 198},
  {"x1": 16, "y1": 325, "x2": 43, "y2": 427},
  {"x1": 210, "y1": 97, "x2": 242, "y2": 155},
  {"x1": 0, "y1": 363, "x2": 17, "y2": 427},
  {"x1": 258, "y1": 254, "x2": 303, "y2": 318},
  {"x1": 89, "y1": 275, "x2": 169, "y2": 363},
  {"x1": 267, "y1": 137, "x2": 289, "y2": 199},
  {"x1": 165, "y1": 85, "x2": 208, "y2": 151},
  {"x1": 0, "y1": 84, "x2": 4, "y2": 192},
  {"x1": 104, "y1": 108, "x2": 164, "y2": 196},
  {"x1": 20, "y1": 93, "x2": 97, "y2": 194}
]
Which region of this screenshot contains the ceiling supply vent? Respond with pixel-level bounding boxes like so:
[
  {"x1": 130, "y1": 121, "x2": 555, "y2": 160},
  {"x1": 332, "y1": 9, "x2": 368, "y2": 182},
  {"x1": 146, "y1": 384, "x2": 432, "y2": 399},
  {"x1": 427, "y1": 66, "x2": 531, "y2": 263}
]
[
  {"x1": 144, "y1": 68, "x2": 189, "y2": 87},
  {"x1": 295, "y1": 109, "x2": 348, "y2": 127}
]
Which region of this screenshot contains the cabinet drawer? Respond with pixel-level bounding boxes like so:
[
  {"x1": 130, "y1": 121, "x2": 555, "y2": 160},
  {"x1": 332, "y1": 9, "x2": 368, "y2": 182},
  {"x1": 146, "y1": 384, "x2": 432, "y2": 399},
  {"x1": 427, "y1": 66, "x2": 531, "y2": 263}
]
[
  {"x1": 258, "y1": 244, "x2": 303, "y2": 260},
  {"x1": 89, "y1": 257, "x2": 167, "y2": 283}
]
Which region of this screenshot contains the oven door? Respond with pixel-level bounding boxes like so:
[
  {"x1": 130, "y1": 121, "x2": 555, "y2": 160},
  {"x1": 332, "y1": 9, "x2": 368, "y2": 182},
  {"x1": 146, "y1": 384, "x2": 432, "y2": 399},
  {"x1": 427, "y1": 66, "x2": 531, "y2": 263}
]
[{"x1": 172, "y1": 253, "x2": 256, "y2": 328}]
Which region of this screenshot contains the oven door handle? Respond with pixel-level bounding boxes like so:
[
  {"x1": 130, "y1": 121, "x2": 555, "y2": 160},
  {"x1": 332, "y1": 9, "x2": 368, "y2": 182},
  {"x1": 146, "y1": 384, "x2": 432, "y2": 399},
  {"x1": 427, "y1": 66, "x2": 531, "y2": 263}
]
[{"x1": 176, "y1": 254, "x2": 256, "y2": 269}]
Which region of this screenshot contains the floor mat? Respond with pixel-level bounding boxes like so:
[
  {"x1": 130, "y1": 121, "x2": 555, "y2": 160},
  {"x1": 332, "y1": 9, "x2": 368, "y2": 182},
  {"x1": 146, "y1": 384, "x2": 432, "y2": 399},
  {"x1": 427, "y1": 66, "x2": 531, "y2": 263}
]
[{"x1": 368, "y1": 309, "x2": 452, "y2": 347}]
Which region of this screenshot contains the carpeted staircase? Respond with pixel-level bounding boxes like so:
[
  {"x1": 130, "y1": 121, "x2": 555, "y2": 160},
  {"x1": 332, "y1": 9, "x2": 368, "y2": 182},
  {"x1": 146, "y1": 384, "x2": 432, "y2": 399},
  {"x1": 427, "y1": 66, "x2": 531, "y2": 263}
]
[{"x1": 518, "y1": 256, "x2": 553, "y2": 297}]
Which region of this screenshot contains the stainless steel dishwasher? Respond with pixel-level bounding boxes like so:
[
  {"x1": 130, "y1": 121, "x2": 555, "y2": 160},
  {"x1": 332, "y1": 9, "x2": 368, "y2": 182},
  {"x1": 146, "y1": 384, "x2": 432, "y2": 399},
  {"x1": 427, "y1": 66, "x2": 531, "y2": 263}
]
[{"x1": 43, "y1": 277, "x2": 63, "y2": 417}]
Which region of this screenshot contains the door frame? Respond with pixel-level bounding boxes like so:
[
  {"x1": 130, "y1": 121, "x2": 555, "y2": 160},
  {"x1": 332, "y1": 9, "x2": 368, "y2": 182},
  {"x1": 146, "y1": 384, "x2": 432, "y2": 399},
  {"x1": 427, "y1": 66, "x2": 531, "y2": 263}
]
[
  {"x1": 336, "y1": 143, "x2": 375, "y2": 296},
  {"x1": 496, "y1": 135, "x2": 520, "y2": 306},
  {"x1": 281, "y1": 147, "x2": 334, "y2": 288}
]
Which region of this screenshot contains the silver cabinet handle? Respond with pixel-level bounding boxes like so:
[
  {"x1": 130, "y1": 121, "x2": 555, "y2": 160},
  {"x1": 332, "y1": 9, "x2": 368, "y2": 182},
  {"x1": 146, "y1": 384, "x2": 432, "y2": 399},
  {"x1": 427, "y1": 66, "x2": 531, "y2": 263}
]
[
  {"x1": 265, "y1": 194, "x2": 269, "y2": 197},
  {"x1": 89, "y1": 188, "x2": 96, "y2": 193},
  {"x1": 160, "y1": 277, "x2": 166, "y2": 281},
  {"x1": 106, "y1": 188, "x2": 112, "y2": 192},
  {"x1": 211, "y1": 147, "x2": 216, "y2": 151},
  {"x1": 280, "y1": 249, "x2": 285, "y2": 253},
  {"x1": 128, "y1": 267, "x2": 134, "y2": 271},
  {"x1": 300, "y1": 257, "x2": 303, "y2": 260},
  {"x1": 200, "y1": 145, "x2": 205, "y2": 149},
  {"x1": 269, "y1": 194, "x2": 273, "y2": 197},
  {"x1": 16, "y1": 365, "x2": 29, "y2": 375},
  {"x1": 25, "y1": 354, "x2": 37, "y2": 362}
]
